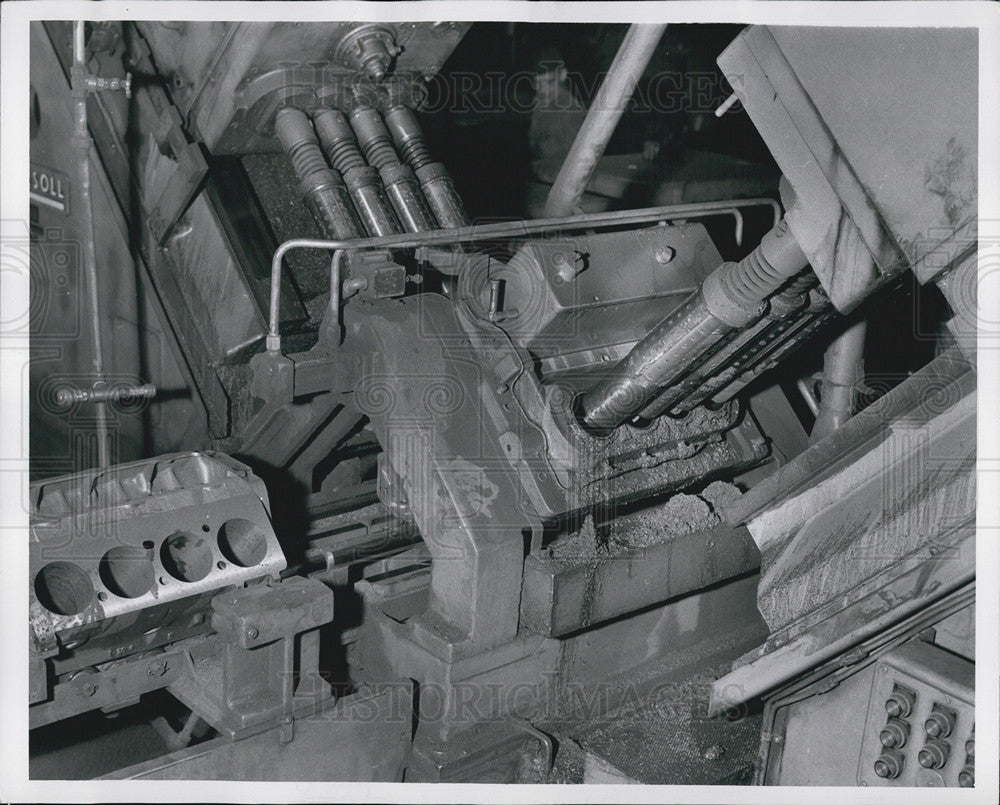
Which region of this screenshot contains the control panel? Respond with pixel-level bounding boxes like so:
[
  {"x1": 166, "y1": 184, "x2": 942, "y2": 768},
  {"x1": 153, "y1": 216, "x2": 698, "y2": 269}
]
[{"x1": 858, "y1": 639, "x2": 974, "y2": 787}]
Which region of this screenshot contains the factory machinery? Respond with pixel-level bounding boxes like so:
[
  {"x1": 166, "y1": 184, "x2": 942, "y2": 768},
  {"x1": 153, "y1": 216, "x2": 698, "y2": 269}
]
[{"x1": 27, "y1": 20, "x2": 978, "y2": 785}]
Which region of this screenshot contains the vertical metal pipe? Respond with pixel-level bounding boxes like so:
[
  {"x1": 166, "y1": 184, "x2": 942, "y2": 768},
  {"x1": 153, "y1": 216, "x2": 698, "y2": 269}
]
[
  {"x1": 542, "y1": 24, "x2": 666, "y2": 218},
  {"x1": 810, "y1": 319, "x2": 867, "y2": 442},
  {"x1": 73, "y1": 21, "x2": 109, "y2": 468}
]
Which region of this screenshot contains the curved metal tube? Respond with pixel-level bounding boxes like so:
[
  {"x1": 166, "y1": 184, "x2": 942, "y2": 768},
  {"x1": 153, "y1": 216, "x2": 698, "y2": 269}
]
[
  {"x1": 266, "y1": 198, "x2": 781, "y2": 352},
  {"x1": 810, "y1": 318, "x2": 867, "y2": 442}
]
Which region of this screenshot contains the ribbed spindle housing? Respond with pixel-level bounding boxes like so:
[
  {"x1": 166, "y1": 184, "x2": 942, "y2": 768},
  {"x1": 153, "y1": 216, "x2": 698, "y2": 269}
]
[
  {"x1": 384, "y1": 106, "x2": 433, "y2": 170},
  {"x1": 275, "y1": 108, "x2": 328, "y2": 180},
  {"x1": 720, "y1": 219, "x2": 808, "y2": 308},
  {"x1": 350, "y1": 106, "x2": 400, "y2": 170},
  {"x1": 314, "y1": 109, "x2": 367, "y2": 173}
]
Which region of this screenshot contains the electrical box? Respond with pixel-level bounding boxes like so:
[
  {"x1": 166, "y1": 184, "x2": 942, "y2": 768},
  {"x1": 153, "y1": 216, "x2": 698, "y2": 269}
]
[{"x1": 858, "y1": 640, "x2": 974, "y2": 788}]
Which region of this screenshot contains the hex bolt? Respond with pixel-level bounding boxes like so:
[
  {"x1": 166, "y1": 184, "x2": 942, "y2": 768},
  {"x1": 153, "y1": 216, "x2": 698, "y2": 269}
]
[
  {"x1": 147, "y1": 659, "x2": 168, "y2": 677},
  {"x1": 79, "y1": 680, "x2": 98, "y2": 697},
  {"x1": 654, "y1": 247, "x2": 676, "y2": 265},
  {"x1": 553, "y1": 252, "x2": 584, "y2": 284},
  {"x1": 246, "y1": 627, "x2": 259, "y2": 641}
]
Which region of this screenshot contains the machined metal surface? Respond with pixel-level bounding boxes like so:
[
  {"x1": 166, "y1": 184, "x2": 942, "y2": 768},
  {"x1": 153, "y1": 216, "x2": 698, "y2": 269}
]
[{"x1": 29, "y1": 453, "x2": 286, "y2": 661}]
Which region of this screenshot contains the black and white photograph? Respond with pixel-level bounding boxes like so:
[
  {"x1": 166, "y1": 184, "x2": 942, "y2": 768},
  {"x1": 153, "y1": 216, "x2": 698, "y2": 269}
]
[{"x1": 1, "y1": 1, "x2": 997, "y2": 801}]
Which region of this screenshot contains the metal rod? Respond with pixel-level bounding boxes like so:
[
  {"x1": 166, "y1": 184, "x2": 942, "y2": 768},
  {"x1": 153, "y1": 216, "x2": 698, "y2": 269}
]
[
  {"x1": 327, "y1": 251, "x2": 345, "y2": 345},
  {"x1": 715, "y1": 93, "x2": 739, "y2": 118},
  {"x1": 73, "y1": 20, "x2": 109, "y2": 467},
  {"x1": 542, "y1": 23, "x2": 667, "y2": 218},
  {"x1": 796, "y1": 378, "x2": 820, "y2": 416},
  {"x1": 266, "y1": 198, "x2": 781, "y2": 352},
  {"x1": 810, "y1": 318, "x2": 867, "y2": 443},
  {"x1": 56, "y1": 383, "x2": 157, "y2": 407}
]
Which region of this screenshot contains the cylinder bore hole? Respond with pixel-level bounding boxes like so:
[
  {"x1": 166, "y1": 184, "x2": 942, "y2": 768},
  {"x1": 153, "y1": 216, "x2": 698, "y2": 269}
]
[
  {"x1": 34, "y1": 561, "x2": 96, "y2": 616},
  {"x1": 217, "y1": 518, "x2": 268, "y2": 567},
  {"x1": 160, "y1": 531, "x2": 213, "y2": 582},
  {"x1": 99, "y1": 545, "x2": 155, "y2": 598}
]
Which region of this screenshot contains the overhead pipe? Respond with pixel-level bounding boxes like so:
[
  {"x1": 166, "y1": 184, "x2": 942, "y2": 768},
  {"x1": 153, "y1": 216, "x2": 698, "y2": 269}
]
[{"x1": 542, "y1": 23, "x2": 667, "y2": 218}]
